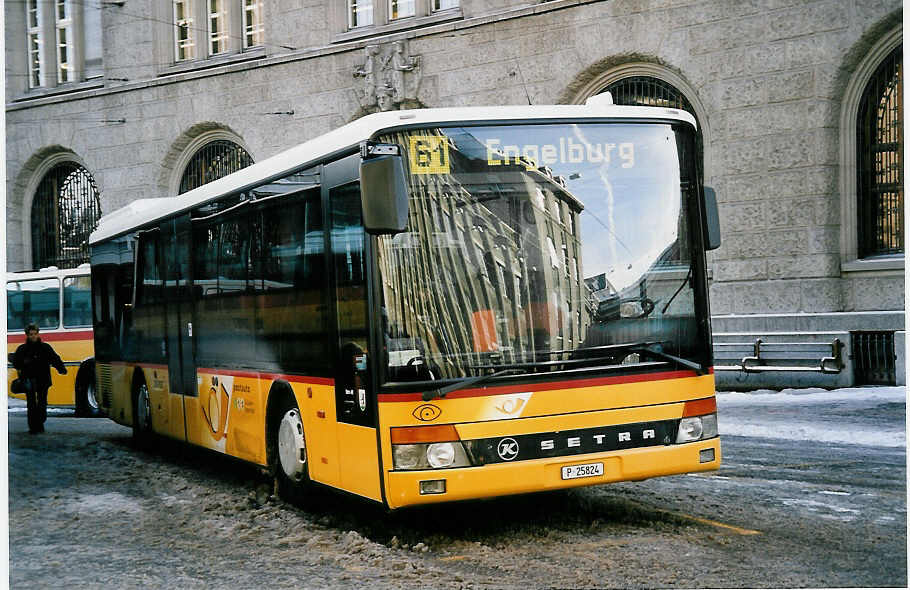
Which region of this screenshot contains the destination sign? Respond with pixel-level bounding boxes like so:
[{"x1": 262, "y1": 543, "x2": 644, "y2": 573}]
[{"x1": 484, "y1": 138, "x2": 635, "y2": 170}]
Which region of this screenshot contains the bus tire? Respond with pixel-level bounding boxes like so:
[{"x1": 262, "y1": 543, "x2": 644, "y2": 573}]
[
  {"x1": 132, "y1": 377, "x2": 154, "y2": 449},
  {"x1": 75, "y1": 360, "x2": 101, "y2": 418},
  {"x1": 268, "y1": 392, "x2": 309, "y2": 502}
]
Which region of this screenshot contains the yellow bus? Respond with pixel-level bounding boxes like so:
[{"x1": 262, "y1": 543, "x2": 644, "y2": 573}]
[
  {"x1": 89, "y1": 97, "x2": 722, "y2": 508},
  {"x1": 7, "y1": 265, "x2": 101, "y2": 417}
]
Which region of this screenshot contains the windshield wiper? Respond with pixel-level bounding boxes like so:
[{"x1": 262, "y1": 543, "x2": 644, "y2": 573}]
[
  {"x1": 471, "y1": 355, "x2": 628, "y2": 372},
  {"x1": 632, "y1": 344, "x2": 706, "y2": 375},
  {"x1": 544, "y1": 341, "x2": 664, "y2": 356},
  {"x1": 498, "y1": 341, "x2": 706, "y2": 375},
  {"x1": 422, "y1": 369, "x2": 523, "y2": 401},
  {"x1": 422, "y1": 343, "x2": 706, "y2": 401}
]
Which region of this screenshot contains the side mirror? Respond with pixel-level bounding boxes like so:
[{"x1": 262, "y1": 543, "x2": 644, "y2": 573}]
[
  {"x1": 359, "y1": 151, "x2": 409, "y2": 235},
  {"x1": 703, "y1": 186, "x2": 721, "y2": 251}
]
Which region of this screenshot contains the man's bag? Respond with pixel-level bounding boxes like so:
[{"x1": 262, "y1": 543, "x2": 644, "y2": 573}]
[{"x1": 10, "y1": 378, "x2": 28, "y2": 394}]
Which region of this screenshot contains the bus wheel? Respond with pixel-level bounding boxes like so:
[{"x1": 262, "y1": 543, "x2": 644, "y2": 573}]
[
  {"x1": 132, "y1": 381, "x2": 153, "y2": 448},
  {"x1": 75, "y1": 361, "x2": 100, "y2": 418},
  {"x1": 271, "y1": 397, "x2": 309, "y2": 501}
]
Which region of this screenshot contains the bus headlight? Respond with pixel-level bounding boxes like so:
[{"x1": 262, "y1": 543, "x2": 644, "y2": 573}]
[
  {"x1": 392, "y1": 442, "x2": 472, "y2": 470},
  {"x1": 393, "y1": 444, "x2": 424, "y2": 469},
  {"x1": 426, "y1": 443, "x2": 456, "y2": 468},
  {"x1": 676, "y1": 413, "x2": 718, "y2": 443},
  {"x1": 676, "y1": 417, "x2": 703, "y2": 442}
]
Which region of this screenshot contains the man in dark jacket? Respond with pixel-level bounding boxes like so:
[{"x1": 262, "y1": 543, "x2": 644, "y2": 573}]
[{"x1": 12, "y1": 323, "x2": 67, "y2": 434}]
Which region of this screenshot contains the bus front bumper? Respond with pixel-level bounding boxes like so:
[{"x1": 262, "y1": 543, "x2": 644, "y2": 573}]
[{"x1": 385, "y1": 437, "x2": 721, "y2": 509}]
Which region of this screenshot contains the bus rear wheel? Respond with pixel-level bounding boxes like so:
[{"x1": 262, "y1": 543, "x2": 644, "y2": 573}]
[
  {"x1": 271, "y1": 397, "x2": 309, "y2": 501},
  {"x1": 75, "y1": 361, "x2": 100, "y2": 418}
]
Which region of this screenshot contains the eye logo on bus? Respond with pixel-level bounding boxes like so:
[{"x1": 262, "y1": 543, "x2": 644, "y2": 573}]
[{"x1": 413, "y1": 404, "x2": 442, "y2": 422}]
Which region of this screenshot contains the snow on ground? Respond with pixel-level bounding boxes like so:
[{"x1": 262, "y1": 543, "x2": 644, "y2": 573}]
[
  {"x1": 717, "y1": 386, "x2": 907, "y2": 406},
  {"x1": 716, "y1": 386, "x2": 907, "y2": 448}
]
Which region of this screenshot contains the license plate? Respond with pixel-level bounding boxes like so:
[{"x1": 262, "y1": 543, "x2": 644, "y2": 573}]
[{"x1": 561, "y1": 462, "x2": 604, "y2": 480}]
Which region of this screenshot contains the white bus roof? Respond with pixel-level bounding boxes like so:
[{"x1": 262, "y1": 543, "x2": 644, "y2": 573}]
[
  {"x1": 7, "y1": 264, "x2": 92, "y2": 282},
  {"x1": 90, "y1": 101, "x2": 697, "y2": 244}
]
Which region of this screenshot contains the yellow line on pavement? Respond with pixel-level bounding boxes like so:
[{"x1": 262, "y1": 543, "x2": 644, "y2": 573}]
[{"x1": 663, "y1": 510, "x2": 761, "y2": 535}]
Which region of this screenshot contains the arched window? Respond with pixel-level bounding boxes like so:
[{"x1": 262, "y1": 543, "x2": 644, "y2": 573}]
[
  {"x1": 178, "y1": 139, "x2": 254, "y2": 194},
  {"x1": 31, "y1": 162, "x2": 101, "y2": 269},
  {"x1": 857, "y1": 45, "x2": 903, "y2": 257},
  {"x1": 601, "y1": 76, "x2": 703, "y2": 176}
]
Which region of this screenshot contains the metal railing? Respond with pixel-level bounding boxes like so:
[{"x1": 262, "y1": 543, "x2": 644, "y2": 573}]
[
  {"x1": 31, "y1": 163, "x2": 101, "y2": 269},
  {"x1": 857, "y1": 44, "x2": 903, "y2": 257},
  {"x1": 715, "y1": 338, "x2": 844, "y2": 374},
  {"x1": 178, "y1": 140, "x2": 254, "y2": 194},
  {"x1": 851, "y1": 331, "x2": 896, "y2": 385}
]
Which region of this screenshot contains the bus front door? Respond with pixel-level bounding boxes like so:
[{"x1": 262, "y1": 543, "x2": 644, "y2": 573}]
[
  {"x1": 325, "y1": 155, "x2": 382, "y2": 502},
  {"x1": 161, "y1": 215, "x2": 195, "y2": 440}
]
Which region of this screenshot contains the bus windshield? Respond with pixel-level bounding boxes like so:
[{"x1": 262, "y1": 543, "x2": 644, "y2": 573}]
[{"x1": 375, "y1": 122, "x2": 703, "y2": 384}]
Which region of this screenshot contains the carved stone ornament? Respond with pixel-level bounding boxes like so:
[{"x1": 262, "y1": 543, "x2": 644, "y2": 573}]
[{"x1": 353, "y1": 41, "x2": 422, "y2": 112}]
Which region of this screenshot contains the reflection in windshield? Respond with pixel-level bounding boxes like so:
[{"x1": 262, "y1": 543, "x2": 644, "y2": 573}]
[{"x1": 376, "y1": 123, "x2": 701, "y2": 383}]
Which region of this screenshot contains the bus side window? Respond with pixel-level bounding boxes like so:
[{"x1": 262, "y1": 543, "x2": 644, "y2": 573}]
[
  {"x1": 63, "y1": 275, "x2": 93, "y2": 328},
  {"x1": 11, "y1": 279, "x2": 61, "y2": 330},
  {"x1": 257, "y1": 192, "x2": 329, "y2": 372},
  {"x1": 134, "y1": 232, "x2": 166, "y2": 362},
  {"x1": 91, "y1": 266, "x2": 118, "y2": 359},
  {"x1": 218, "y1": 216, "x2": 249, "y2": 294},
  {"x1": 193, "y1": 225, "x2": 219, "y2": 298},
  {"x1": 6, "y1": 281, "x2": 23, "y2": 332},
  {"x1": 329, "y1": 181, "x2": 371, "y2": 425},
  {"x1": 137, "y1": 234, "x2": 162, "y2": 306}
]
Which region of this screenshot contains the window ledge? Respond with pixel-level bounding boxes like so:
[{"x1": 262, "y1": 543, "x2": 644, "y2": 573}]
[
  {"x1": 333, "y1": 9, "x2": 463, "y2": 43},
  {"x1": 841, "y1": 256, "x2": 905, "y2": 273},
  {"x1": 160, "y1": 47, "x2": 267, "y2": 77},
  {"x1": 11, "y1": 79, "x2": 105, "y2": 103}
]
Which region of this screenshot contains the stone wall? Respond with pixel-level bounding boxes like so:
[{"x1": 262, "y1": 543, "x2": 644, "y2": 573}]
[{"x1": 5, "y1": 0, "x2": 904, "y2": 322}]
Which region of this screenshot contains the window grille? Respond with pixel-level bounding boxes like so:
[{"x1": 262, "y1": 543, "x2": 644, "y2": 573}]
[
  {"x1": 857, "y1": 45, "x2": 903, "y2": 257},
  {"x1": 178, "y1": 140, "x2": 254, "y2": 194},
  {"x1": 31, "y1": 163, "x2": 102, "y2": 269},
  {"x1": 851, "y1": 331, "x2": 896, "y2": 385},
  {"x1": 602, "y1": 76, "x2": 703, "y2": 177}
]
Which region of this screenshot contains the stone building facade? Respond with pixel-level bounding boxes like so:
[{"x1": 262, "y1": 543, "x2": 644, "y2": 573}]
[{"x1": 5, "y1": 0, "x2": 904, "y2": 386}]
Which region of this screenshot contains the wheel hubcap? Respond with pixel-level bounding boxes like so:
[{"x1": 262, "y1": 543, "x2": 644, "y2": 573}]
[
  {"x1": 277, "y1": 408, "x2": 306, "y2": 481},
  {"x1": 137, "y1": 385, "x2": 151, "y2": 431},
  {"x1": 87, "y1": 382, "x2": 99, "y2": 410}
]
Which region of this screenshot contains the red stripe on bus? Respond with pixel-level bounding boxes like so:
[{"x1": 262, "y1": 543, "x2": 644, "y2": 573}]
[
  {"x1": 193, "y1": 367, "x2": 335, "y2": 386},
  {"x1": 7, "y1": 330, "x2": 93, "y2": 344},
  {"x1": 377, "y1": 369, "x2": 703, "y2": 402}
]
